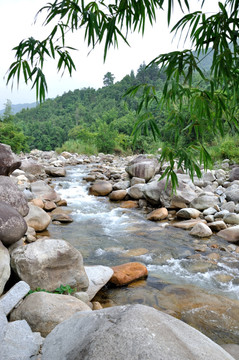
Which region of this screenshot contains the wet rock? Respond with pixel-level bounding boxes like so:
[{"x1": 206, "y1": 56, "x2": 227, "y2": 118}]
[
  {"x1": 190, "y1": 223, "x2": 213, "y2": 238},
  {"x1": 203, "y1": 207, "x2": 217, "y2": 216},
  {"x1": 214, "y1": 210, "x2": 230, "y2": 219},
  {"x1": 120, "y1": 200, "x2": 138, "y2": 209},
  {"x1": 131, "y1": 177, "x2": 145, "y2": 186},
  {"x1": 127, "y1": 184, "x2": 145, "y2": 199},
  {"x1": 89, "y1": 180, "x2": 113, "y2": 196},
  {"x1": 229, "y1": 167, "x2": 239, "y2": 182},
  {"x1": 0, "y1": 201, "x2": 27, "y2": 247},
  {"x1": 0, "y1": 176, "x2": 29, "y2": 216},
  {"x1": 41, "y1": 304, "x2": 234, "y2": 360},
  {"x1": 45, "y1": 166, "x2": 66, "y2": 177},
  {"x1": 223, "y1": 213, "x2": 239, "y2": 225},
  {"x1": 10, "y1": 292, "x2": 91, "y2": 337},
  {"x1": 113, "y1": 180, "x2": 130, "y2": 191},
  {"x1": 207, "y1": 252, "x2": 221, "y2": 261},
  {"x1": 109, "y1": 190, "x2": 127, "y2": 201},
  {"x1": 125, "y1": 155, "x2": 159, "y2": 181},
  {"x1": 44, "y1": 200, "x2": 57, "y2": 211},
  {"x1": 147, "y1": 208, "x2": 168, "y2": 221},
  {"x1": 0, "y1": 241, "x2": 10, "y2": 296},
  {"x1": 31, "y1": 180, "x2": 61, "y2": 202},
  {"x1": 0, "y1": 143, "x2": 21, "y2": 176},
  {"x1": 10, "y1": 238, "x2": 89, "y2": 291},
  {"x1": 190, "y1": 193, "x2": 220, "y2": 210},
  {"x1": 122, "y1": 248, "x2": 149, "y2": 257},
  {"x1": 176, "y1": 208, "x2": 201, "y2": 219},
  {"x1": 85, "y1": 265, "x2": 114, "y2": 301},
  {"x1": 24, "y1": 203, "x2": 51, "y2": 231},
  {"x1": 144, "y1": 176, "x2": 198, "y2": 208},
  {"x1": 221, "y1": 201, "x2": 236, "y2": 213},
  {"x1": 202, "y1": 170, "x2": 216, "y2": 183},
  {"x1": 110, "y1": 262, "x2": 148, "y2": 286},
  {"x1": 30, "y1": 198, "x2": 44, "y2": 208},
  {"x1": 20, "y1": 158, "x2": 45, "y2": 178},
  {"x1": 217, "y1": 226, "x2": 239, "y2": 243},
  {"x1": 221, "y1": 344, "x2": 239, "y2": 360},
  {"x1": 51, "y1": 212, "x2": 73, "y2": 223},
  {"x1": 208, "y1": 221, "x2": 227, "y2": 232},
  {"x1": 172, "y1": 219, "x2": 207, "y2": 230},
  {"x1": 205, "y1": 215, "x2": 214, "y2": 222},
  {"x1": 225, "y1": 184, "x2": 239, "y2": 203},
  {"x1": 92, "y1": 301, "x2": 103, "y2": 310}
]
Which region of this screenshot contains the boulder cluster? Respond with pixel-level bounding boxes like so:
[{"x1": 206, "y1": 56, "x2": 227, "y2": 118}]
[{"x1": 0, "y1": 143, "x2": 238, "y2": 359}]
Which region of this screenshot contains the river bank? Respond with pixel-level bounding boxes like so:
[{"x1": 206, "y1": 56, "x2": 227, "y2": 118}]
[{"x1": 0, "y1": 145, "x2": 239, "y2": 359}]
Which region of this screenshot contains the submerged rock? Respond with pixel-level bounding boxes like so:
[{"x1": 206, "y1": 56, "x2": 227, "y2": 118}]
[{"x1": 110, "y1": 262, "x2": 148, "y2": 286}]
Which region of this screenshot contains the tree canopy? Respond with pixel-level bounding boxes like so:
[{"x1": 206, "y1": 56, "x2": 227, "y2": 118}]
[{"x1": 6, "y1": 0, "x2": 239, "y2": 187}]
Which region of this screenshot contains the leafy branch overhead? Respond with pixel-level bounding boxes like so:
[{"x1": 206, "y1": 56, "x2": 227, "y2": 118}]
[{"x1": 6, "y1": 0, "x2": 239, "y2": 188}]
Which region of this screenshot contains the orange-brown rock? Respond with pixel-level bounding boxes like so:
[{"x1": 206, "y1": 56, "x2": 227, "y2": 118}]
[
  {"x1": 110, "y1": 262, "x2": 148, "y2": 286},
  {"x1": 31, "y1": 198, "x2": 44, "y2": 209},
  {"x1": 120, "y1": 200, "x2": 138, "y2": 209},
  {"x1": 89, "y1": 181, "x2": 112, "y2": 196},
  {"x1": 147, "y1": 208, "x2": 168, "y2": 221},
  {"x1": 56, "y1": 199, "x2": 67, "y2": 206},
  {"x1": 44, "y1": 201, "x2": 57, "y2": 212},
  {"x1": 109, "y1": 190, "x2": 127, "y2": 201}
]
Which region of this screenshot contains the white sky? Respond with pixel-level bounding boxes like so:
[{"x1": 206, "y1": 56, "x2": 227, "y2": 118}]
[{"x1": 0, "y1": 0, "x2": 221, "y2": 110}]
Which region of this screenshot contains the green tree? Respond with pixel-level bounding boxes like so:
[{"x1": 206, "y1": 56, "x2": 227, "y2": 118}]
[
  {"x1": 6, "y1": 0, "x2": 239, "y2": 187},
  {"x1": 103, "y1": 72, "x2": 115, "y2": 86}
]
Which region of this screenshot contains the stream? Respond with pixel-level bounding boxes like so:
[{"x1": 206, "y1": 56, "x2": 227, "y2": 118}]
[{"x1": 46, "y1": 165, "x2": 239, "y2": 344}]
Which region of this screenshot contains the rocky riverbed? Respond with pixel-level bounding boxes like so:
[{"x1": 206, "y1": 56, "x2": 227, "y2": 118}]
[{"x1": 0, "y1": 143, "x2": 239, "y2": 359}]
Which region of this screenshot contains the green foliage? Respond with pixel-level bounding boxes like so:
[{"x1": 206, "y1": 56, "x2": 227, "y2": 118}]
[
  {"x1": 210, "y1": 135, "x2": 239, "y2": 163},
  {"x1": 103, "y1": 72, "x2": 115, "y2": 86},
  {"x1": 56, "y1": 139, "x2": 98, "y2": 155},
  {"x1": 28, "y1": 284, "x2": 77, "y2": 296},
  {"x1": 0, "y1": 101, "x2": 29, "y2": 153}
]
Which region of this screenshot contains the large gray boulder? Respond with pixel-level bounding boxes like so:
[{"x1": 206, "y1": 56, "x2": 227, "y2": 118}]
[
  {"x1": 0, "y1": 176, "x2": 29, "y2": 216},
  {"x1": 0, "y1": 318, "x2": 43, "y2": 360},
  {"x1": 0, "y1": 241, "x2": 10, "y2": 296},
  {"x1": 30, "y1": 180, "x2": 60, "y2": 202},
  {"x1": 45, "y1": 166, "x2": 66, "y2": 177},
  {"x1": 10, "y1": 292, "x2": 92, "y2": 337},
  {"x1": 41, "y1": 304, "x2": 234, "y2": 360},
  {"x1": 143, "y1": 176, "x2": 198, "y2": 208},
  {"x1": 125, "y1": 155, "x2": 159, "y2": 181},
  {"x1": 0, "y1": 202, "x2": 27, "y2": 247},
  {"x1": 217, "y1": 225, "x2": 239, "y2": 243},
  {"x1": 24, "y1": 203, "x2": 51, "y2": 231},
  {"x1": 225, "y1": 184, "x2": 239, "y2": 204},
  {"x1": 229, "y1": 167, "x2": 239, "y2": 182},
  {"x1": 0, "y1": 143, "x2": 21, "y2": 176},
  {"x1": 11, "y1": 238, "x2": 89, "y2": 291},
  {"x1": 20, "y1": 158, "x2": 45, "y2": 177},
  {"x1": 190, "y1": 193, "x2": 220, "y2": 210}
]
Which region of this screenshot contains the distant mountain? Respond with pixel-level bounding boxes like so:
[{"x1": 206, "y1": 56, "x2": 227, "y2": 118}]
[{"x1": 0, "y1": 102, "x2": 37, "y2": 116}]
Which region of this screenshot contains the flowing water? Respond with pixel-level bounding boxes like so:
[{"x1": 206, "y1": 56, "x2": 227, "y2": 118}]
[{"x1": 47, "y1": 165, "x2": 239, "y2": 344}]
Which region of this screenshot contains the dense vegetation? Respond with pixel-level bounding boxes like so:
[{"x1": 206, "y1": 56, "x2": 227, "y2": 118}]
[
  {"x1": 1, "y1": 58, "x2": 239, "y2": 162},
  {"x1": 4, "y1": 63, "x2": 165, "y2": 154}
]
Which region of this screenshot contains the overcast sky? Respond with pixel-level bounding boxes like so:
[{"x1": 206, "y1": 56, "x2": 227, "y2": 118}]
[{"x1": 0, "y1": 0, "x2": 221, "y2": 110}]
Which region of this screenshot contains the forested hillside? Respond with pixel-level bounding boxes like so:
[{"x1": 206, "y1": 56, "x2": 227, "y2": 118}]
[
  {"x1": 12, "y1": 63, "x2": 166, "y2": 154},
  {"x1": 2, "y1": 54, "x2": 238, "y2": 162}
]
